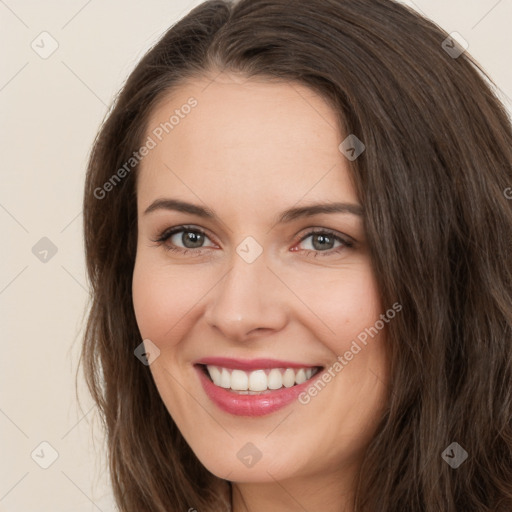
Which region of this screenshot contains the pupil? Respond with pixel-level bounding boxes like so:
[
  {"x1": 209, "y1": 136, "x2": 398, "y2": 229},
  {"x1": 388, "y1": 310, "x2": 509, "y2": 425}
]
[
  {"x1": 183, "y1": 231, "x2": 204, "y2": 248},
  {"x1": 313, "y1": 234, "x2": 333, "y2": 251}
]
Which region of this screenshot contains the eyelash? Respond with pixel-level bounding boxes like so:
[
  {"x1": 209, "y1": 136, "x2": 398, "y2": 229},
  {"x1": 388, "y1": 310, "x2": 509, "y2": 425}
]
[{"x1": 151, "y1": 225, "x2": 354, "y2": 258}]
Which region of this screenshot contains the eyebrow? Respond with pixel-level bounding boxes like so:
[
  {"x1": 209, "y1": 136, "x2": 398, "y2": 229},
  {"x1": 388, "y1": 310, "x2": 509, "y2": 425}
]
[{"x1": 143, "y1": 198, "x2": 363, "y2": 224}]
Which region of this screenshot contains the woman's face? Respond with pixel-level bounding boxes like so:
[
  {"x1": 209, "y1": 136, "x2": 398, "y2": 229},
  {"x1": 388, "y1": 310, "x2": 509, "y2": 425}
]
[{"x1": 132, "y1": 73, "x2": 390, "y2": 487}]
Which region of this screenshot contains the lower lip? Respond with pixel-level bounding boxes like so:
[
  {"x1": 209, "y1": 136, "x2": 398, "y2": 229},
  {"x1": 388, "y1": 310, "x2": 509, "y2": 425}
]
[{"x1": 195, "y1": 365, "x2": 318, "y2": 417}]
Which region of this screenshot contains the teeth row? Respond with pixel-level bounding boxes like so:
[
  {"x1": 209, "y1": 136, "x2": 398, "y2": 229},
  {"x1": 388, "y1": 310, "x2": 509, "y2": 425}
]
[{"x1": 205, "y1": 365, "x2": 317, "y2": 392}]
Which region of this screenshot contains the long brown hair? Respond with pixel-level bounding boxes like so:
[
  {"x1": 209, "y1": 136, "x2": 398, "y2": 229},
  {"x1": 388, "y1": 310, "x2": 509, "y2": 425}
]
[{"x1": 81, "y1": 0, "x2": 512, "y2": 510}]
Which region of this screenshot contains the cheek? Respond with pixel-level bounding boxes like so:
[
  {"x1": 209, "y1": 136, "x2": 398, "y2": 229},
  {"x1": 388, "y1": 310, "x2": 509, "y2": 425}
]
[
  {"x1": 289, "y1": 264, "x2": 382, "y2": 348},
  {"x1": 131, "y1": 255, "x2": 199, "y2": 345}
]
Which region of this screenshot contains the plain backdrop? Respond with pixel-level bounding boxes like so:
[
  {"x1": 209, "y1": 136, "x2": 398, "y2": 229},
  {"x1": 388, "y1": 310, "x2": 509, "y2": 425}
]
[{"x1": 1, "y1": 0, "x2": 511, "y2": 510}]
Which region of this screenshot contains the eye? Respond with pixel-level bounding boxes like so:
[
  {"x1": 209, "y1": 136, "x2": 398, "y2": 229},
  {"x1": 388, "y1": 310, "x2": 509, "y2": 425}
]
[
  {"x1": 152, "y1": 225, "x2": 354, "y2": 258},
  {"x1": 152, "y1": 225, "x2": 216, "y2": 256},
  {"x1": 294, "y1": 228, "x2": 354, "y2": 257}
]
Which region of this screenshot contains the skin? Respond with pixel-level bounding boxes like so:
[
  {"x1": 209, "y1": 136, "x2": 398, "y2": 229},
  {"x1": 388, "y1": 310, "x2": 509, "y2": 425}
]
[{"x1": 132, "y1": 72, "x2": 390, "y2": 512}]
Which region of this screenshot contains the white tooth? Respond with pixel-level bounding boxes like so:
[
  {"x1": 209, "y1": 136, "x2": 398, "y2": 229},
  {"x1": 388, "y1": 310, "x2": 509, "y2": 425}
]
[
  {"x1": 207, "y1": 365, "x2": 222, "y2": 386},
  {"x1": 220, "y1": 368, "x2": 231, "y2": 388},
  {"x1": 231, "y1": 369, "x2": 249, "y2": 391},
  {"x1": 295, "y1": 368, "x2": 306, "y2": 385},
  {"x1": 211, "y1": 366, "x2": 315, "y2": 391},
  {"x1": 248, "y1": 370, "x2": 268, "y2": 391},
  {"x1": 267, "y1": 369, "x2": 283, "y2": 389},
  {"x1": 283, "y1": 368, "x2": 295, "y2": 388}
]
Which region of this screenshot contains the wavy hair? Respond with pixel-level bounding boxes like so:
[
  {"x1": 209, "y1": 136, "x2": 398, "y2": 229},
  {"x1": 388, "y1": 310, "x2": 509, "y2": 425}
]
[{"x1": 81, "y1": 0, "x2": 512, "y2": 510}]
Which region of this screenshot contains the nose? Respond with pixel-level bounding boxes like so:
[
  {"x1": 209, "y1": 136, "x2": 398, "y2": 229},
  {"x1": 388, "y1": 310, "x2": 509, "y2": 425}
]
[{"x1": 203, "y1": 249, "x2": 289, "y2": 342}]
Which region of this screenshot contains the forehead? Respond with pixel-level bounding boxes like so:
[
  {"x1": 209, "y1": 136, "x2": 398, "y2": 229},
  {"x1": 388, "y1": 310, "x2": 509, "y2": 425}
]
[{"x1": 137, "y1": 74, "x2": 357, "y2": 214}]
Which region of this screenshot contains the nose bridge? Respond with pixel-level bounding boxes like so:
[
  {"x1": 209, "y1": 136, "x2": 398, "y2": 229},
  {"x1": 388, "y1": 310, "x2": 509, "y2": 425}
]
[{"x1": 204, "y1": 241, "x2": 287, "y2": 340}]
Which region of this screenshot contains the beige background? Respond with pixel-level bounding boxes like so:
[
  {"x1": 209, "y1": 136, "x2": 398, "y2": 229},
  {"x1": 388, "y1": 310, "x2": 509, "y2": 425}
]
[{"x1": 1, "y1": 0, "x2": 511, "y2": 510}]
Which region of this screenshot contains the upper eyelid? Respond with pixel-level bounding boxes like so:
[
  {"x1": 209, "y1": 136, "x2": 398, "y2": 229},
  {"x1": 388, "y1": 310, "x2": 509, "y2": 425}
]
[
  {"x1": 154, "y1": 225, "x2": 354, "y2": 246},
  {"x1": 154, "y1": 225, "x2": 215, "y2": 243}
]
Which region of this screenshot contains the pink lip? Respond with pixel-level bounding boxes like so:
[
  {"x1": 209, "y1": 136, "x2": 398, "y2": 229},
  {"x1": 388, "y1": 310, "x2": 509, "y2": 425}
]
[
  {"x1": 195, "y1": 364, "x2": 320, "y2": 417},
  {"x1": 194, "y1": 356, "x2": 318, "y2": 371}
]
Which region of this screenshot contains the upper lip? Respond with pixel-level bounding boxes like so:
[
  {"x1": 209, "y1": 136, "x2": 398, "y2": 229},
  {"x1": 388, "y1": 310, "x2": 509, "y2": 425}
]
[{"x1": 194, "y1": 357, "x2": 322, "y2": 371}]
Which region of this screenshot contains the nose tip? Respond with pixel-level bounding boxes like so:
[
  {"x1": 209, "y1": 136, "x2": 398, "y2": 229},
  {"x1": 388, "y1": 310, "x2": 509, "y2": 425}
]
[{"x1": 203, "y1": 259, "x2": 288, "y2": 343}]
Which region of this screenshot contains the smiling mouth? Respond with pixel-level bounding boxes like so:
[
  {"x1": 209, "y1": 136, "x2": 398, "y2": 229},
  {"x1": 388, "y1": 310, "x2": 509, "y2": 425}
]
[{"x1": 197, "y1": 364, "x2": 323, "y2": 394}]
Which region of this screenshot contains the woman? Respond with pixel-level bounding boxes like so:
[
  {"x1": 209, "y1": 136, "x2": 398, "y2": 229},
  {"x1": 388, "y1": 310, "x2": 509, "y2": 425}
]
[{"x1": 81, "y1": 0, "x2": 512, "y2": 510}]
